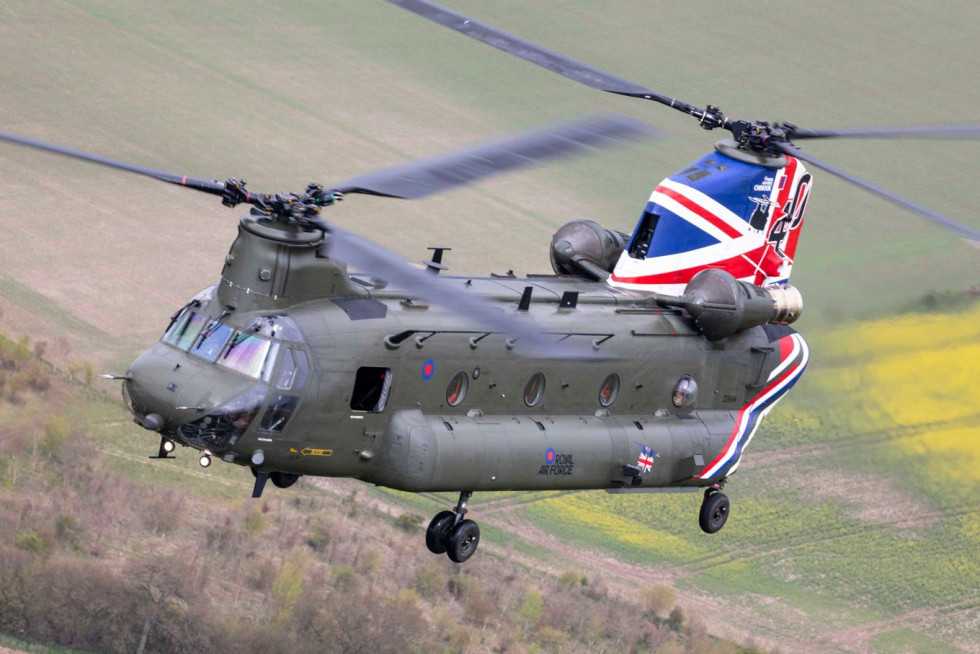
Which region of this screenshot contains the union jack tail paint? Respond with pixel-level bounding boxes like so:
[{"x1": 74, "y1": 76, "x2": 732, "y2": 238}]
[{"x1": 610, "y1": 145, "x2": 812, "y2": 294}]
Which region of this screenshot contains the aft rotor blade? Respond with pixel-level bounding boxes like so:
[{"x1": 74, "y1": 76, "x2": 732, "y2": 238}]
[
  {"x1": 774, "y1": 142, "x2": 980, "y2": 247},
  {"x1": 791, "y1": 123, "x2": 980, "y2": 140},
  {"x1": 317, "y1": 220, "x2": 592, "y2": 358},
  {"x1": 330, "y1": 113, "x2": 655, "y2": 199},
  {"x1": 0, "y1": 130, "x2": 226, "y2": 196},
  {"x1": 388, "y1": 0, "x2": 705, "y2": 118}
]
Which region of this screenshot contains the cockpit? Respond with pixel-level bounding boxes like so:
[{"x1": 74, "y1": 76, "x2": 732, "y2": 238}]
[
  {"x1": 146, "y1": 301, "x2": 311, "y2": 455},
  {"x1": 162, "y1": 307, "x2": 291, "y2": 382}
]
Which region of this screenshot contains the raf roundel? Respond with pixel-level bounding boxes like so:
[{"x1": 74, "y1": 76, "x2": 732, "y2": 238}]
[
  {"x1": 545, "y1": 448, "x2": 557, "y2": 464},
  {"x1": 421, "y1": 358, "x2": 435, "y2": 380}
]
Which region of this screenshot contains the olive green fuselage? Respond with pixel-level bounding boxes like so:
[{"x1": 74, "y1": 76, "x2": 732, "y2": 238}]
[{"x1": 124, "y1": 214, "x2": 800, "y2": 494}]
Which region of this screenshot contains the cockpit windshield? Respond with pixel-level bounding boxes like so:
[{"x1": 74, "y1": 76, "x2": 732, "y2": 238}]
[
  {"x1": 218, "y1": 333, "x2": 280, "y2": 382},
  {"x1": 161, "y1": 309, "x2": 305, "y2": 383},
  {"x1": 163, "y1": 310, "x2": 207, "y2": 350},
  {"x1": 190, "y1": 321, "x2": 234, "y2": 362}
]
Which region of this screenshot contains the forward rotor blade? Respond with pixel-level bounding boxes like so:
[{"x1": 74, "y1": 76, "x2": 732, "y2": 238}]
[
  {"x1": 773, "y1": 142, "x2": 980, "y2": 247},
  {"x1": 329, "y1": 113, "x2": 655, "y2": 199},
  {"x1": 317, "y1": 220, "x2": 592, "y2": 358},
  {"x1": 0, "y1": 130, "x2": 226, "y2": 196},
  {"x1": 388, "y1": 0, "x2": 704, "y2": 118},
  {"x1": 791, "y1": 124, "x2": 980, "y2": 140}
]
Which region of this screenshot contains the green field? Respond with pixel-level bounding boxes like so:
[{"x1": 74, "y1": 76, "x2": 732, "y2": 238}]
[{"x1": 2, "y1": 1, "x2": 979, "y2": 652}]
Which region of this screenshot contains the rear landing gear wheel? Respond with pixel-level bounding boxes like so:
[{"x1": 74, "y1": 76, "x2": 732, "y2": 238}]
[
  {"x1": 699, "y1": 490, "x2": 730, "y2": 534},
  {"x1": 425, "y1": 510, "x2": 456, "y2": 555},
  {"x1": 447, "y1": 519, "x2": 480, "y2": 563},
  {"x1": 426, "y1": 491, "x2": 481, "y2": 561}
]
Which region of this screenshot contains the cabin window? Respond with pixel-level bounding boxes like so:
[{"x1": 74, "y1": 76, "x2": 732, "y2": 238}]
[
  {"x1": 598, "y1": 373, "x2": 620, "y2": 407},
  {"x1": 523, "y1": 372, "x2": 546, "y2": 407},
  {"x1": 672, "y1": 375, "x2": 698, "y2": 408},
  {"x1": 190, "y1": 321, "x2": 234, "y2": 363},
  {"x1": 350, "y1": 367, "x2": 392, "y2": 412},
  {"x1": 627, "y1": 210, "x2": 660, "y2": 259},
  {"x1": 446, "y1": 371, "x2": 468, "y2": 407}
]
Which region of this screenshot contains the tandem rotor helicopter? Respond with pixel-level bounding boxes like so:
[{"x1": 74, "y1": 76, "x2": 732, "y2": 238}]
[{"x1": 3, "y1": 0, "x2": 979, "y2": 564}]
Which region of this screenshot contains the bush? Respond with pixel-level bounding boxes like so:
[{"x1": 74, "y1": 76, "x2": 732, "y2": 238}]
[
  {"x1": 331, "y1": 565, "x2": 355, "y2": 589},
  {"x1": 14, "y1": 531, "x2": 55, "y2": 557},
  {"x1": 142, "y1": 492, "x2": 185, "y2": 536},
  {"x1": 518, "y1": 589, "x2": 544, "y2": 629},
  {"x1": 40, "y1": 416, "x2": 70, "y2": 459},
  {"x1": 242, "y1": 507, "x2": 265, "y2": 535},
  {"x1": 558, "y1": 569, "x2": 584, "y2": 588},
  {"x1": 355, "y1": 544, "x2": 383, "y2": 575},
  {"x1": 393, "y1": 512, "x2": 424, "y2": 532},
  {"x1": 55, "y1": 515, "x2": 82, "y2": 550},
  {"x1": 305, "y1": 520, "x2": 332, "y2": 552},
  {"x1": 643, "y1": 583, "x2": 677, "y2": 619},
  {"x1": 23, "y1": 359, "x2": 51, "y2": 393},
  {"x1": 413, "y1": 560, "x2": 445, "y2": 599}
]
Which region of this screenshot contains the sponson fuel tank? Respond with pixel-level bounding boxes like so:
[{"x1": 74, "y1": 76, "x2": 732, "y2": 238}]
[{"x1": 364, "y1": 408, "x2": 733, "y2": 492}]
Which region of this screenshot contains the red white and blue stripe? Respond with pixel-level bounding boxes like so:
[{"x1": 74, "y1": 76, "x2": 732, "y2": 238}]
[{"x1": 696, "y1": 332, "x2": 810, "y2": 480}]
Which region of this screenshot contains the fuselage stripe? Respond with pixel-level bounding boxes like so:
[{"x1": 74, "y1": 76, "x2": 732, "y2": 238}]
[{"x1": 697, "y1": 333, "x2": 809, "y2": 480}]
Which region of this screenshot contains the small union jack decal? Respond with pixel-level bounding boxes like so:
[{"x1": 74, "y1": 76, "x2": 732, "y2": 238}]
[{"x1": 636, "y1": 445, "x2": 658, "y2": 474}]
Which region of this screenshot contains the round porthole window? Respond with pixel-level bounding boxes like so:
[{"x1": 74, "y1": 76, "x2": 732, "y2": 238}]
[
  {"x1": 672, "y1": 375, "x2": 698, "y2": 408},
  {"x1": 523, "y1": 372, "x2": 546, "y2": 407},
  {"x1": 598, "y1": 373, "x2": 620, "y2": 407},
  {"x1": 446, "y1": 371, "x2": 468, "y2": 407}
]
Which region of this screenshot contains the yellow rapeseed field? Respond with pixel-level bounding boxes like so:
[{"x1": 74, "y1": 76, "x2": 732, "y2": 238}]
[{"x1": 810, "y1": 304, "x2": 980, "y2": 495}]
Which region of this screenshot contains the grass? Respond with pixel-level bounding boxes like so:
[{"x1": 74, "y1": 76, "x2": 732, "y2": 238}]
[{"x1": 870, "y1": 629, "x2": 970, "y2": 654}]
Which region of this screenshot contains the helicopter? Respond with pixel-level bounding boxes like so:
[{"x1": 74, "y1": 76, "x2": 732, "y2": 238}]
[{"x1": 2, "y1": 0, "x2": 978, "y2": 566}]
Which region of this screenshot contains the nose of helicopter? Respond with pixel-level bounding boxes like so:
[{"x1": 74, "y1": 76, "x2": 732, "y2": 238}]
[
  {"x1": 123, "y1": 344, "x2": 192, "y2": 432},
  {"x1": 122, "y1": 342, "x2": 251, "y2": 434}
]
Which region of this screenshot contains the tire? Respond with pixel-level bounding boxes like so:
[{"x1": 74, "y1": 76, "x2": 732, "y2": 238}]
[
  {"x1": 699, "y1": 492, "x2": 730, "y2": 534},
  {"x1": 425, "y1": 511, "x2": 457, "y2": 555},
  {"x1": 270, "y1": 471, "x2": 300, "y2": 489},
  {"x1": 446, "y1": 519, "x2": 480, "y2": 563}
]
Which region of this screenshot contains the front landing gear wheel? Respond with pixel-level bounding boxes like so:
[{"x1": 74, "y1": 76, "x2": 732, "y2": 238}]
[
  {"x1": 425, "y1": 511, "x2": 456, "y2": 555},
  {"x1": 699, "y1": 490, "x2": 730, "y2": 534},
  {"x1": 447, "y1": 519, "x2": 480, "y2": 563}
]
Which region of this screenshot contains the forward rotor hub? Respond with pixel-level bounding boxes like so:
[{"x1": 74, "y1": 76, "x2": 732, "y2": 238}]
[{"x1": 220, "y1": 179, "x2": 342, "y2": 223}]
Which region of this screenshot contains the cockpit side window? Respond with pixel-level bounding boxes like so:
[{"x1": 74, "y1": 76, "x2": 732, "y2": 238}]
[
  {"x1": 260, "y1": 394, "x2": 300, "y2": 433},
  {"x1": 350, "y1": 367, "x2": 392, "y2": 412},
  {"x1": 162, "y1": 310, "x2": 207, "y2": 351},
  {"x1": 276, "y1": 348, "x2": 310, "y2": 391}
]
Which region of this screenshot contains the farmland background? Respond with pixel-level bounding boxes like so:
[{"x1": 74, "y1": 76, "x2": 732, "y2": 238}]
[{"x1": 1, "y1": 0, "x2": 978, "y2": 652}]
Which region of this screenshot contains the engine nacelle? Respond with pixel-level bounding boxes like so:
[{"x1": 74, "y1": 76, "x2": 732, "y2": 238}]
[
  {"x1": 550, "y1": 218, "x2": 628, "y2": 281},
  {"x1": 682, "y1": 269, "x2": 803, "y2": 341}
]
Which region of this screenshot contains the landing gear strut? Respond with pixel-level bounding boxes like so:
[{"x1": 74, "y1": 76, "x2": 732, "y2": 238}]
[
  {"x1": 426, "y1": 491, "x2": 481, "y2": 563},
  {"x1": 249, "y1": 468, "x2": 301, "y2": 498},
  {"x1": 699, "y1": 486, "x2": 730, "y2": 534},
  {"x1": 149, "y1": 435, "x2": 176, "y2": 459}
]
